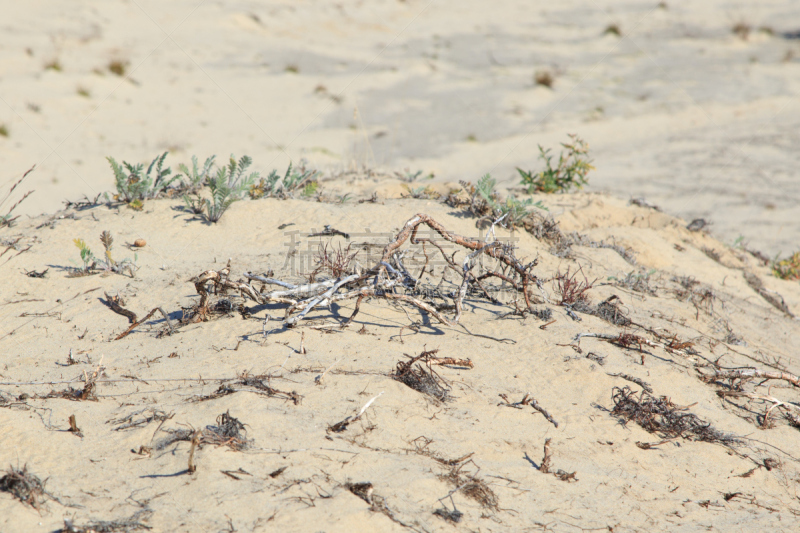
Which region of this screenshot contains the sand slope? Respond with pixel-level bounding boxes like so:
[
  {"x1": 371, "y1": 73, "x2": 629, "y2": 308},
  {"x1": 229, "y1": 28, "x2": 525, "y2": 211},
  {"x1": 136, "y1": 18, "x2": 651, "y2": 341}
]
[{"x1": 1, "y1": 189, "x2": 799, "y2": 532}]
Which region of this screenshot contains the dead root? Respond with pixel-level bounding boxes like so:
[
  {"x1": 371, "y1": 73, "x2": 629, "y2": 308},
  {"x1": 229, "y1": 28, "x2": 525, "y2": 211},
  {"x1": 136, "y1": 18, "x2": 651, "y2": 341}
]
[{"x1": 189, "y1": 372, "x2": 301, "y2": 405}]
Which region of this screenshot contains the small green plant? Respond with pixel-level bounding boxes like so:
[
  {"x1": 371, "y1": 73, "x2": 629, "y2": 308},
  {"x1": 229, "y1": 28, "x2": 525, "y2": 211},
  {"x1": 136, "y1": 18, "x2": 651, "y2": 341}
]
[
  {"x1": 517, "y1": 134, "x2": 594, "y2": 193},
  {"x1": 301, "y1": 181, "x2": 319, "y2": 197},
  {"x1": 72, "y1": 231, "x2": 137, "y2": 277},
  {"x1": 203, "y1": 155, "x2": 259, "y2": 223},
  {"x1": 76, "y1": 86, "x2": 90, "y2": 98},
  {"x1": 773, "y1": 252, "x2": 800, "y2": 281},
  {"x1": 0, "y1": 124, "x2": 9, "y2": 137},
  {"x1": 107, "y1": 152, "x2": 178, "y2": 208},
  {"x1": 249, "y1": 161, "x2": 318, "y2": 199},
  {"x1": 1, "y1": 166, "x2": 34, "y2": 229}
]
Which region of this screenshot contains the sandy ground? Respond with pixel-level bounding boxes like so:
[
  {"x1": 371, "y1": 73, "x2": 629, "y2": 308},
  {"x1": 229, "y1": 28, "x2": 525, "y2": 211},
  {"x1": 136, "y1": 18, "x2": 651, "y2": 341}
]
[
  {"x1": 1, "y1": 189, "x2": 800, "y2": 532},
  {"x1": 1, "y1": 1, "x2": 799, "y2": 255},
  {"x1": 2, "y1": 2, "x2": 800, "y2": 532}
]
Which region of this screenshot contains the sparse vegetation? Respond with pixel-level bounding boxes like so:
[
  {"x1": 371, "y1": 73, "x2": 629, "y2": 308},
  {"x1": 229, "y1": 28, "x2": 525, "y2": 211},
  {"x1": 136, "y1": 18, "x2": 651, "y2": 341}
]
[
  {"x1": 604, "y1": 24, "x2": 622, "y2": 37},
  {"x1": 517, "y1": 134, "x2": 594, "y2": 193},
  {"x1": 773, "y1": 251, "x2": 800, "y2": 280},
  {"x1": 534, "y1": 70, "x2": 554, "y2": 88},
  {"x1": 76, "y1": 86, "x2": 90, "y2": 98},
  {"x1": 448, "y1": 174, "x2": 545, "y2": 229},
  {"x1": 0, "y1": 124, "x2": 9, "y2": 137},
  {"x1": 72, "y1": 231, "x2": 138, "y2": 277}
]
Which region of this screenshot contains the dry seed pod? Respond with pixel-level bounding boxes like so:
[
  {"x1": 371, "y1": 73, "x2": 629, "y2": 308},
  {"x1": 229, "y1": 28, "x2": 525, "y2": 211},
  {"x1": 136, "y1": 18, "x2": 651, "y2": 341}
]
[{"x1": 133, "y1": 238, "x2": 146, "y2": 248}]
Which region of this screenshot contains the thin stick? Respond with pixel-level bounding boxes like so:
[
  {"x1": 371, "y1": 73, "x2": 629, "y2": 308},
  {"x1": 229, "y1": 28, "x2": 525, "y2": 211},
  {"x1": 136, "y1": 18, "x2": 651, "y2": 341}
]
[
  {"x1": 315, "y1": 358, "x2": 342, "y2": 385},
  {"x1": 188, "y1": 431, "x2": 200, "y2": 473},
  {"x1": 530, "y1": 398, "x2": 559, "y2": 428},
  {"x1": 540, "y1": 438, "x2": 552, "y2": 474}
]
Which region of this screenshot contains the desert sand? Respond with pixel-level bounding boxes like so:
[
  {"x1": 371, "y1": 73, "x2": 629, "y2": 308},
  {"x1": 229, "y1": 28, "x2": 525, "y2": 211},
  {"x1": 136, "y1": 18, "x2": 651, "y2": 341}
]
[{"x1": 2, "y1": 1, "x2": 800, "y2": 532}]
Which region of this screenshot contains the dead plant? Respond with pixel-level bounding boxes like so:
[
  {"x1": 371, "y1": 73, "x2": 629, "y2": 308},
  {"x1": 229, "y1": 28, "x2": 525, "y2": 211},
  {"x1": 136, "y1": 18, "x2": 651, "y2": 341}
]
[
  {"x1": 0, "y1": 465, "x2": 53, "y2": 510},
  {"x1": 554, "y1": 265, "x2": 596, "y2": 306},
  {"x1": 611, "y1": 386, "x2": 737, "y2": 444}
]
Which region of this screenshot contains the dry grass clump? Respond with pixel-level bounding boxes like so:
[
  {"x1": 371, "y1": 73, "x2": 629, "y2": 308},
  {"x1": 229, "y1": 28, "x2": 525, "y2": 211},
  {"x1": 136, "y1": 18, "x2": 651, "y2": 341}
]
[
  {"x1": 0, "y1": 465, "x2": 53, "y2": 510},
  {"x1": 439, "y1": 459, "x2": 498, "y2": 510},
  {"x1": 393, "y1": 349, "x2": 470, "y2": 402}
]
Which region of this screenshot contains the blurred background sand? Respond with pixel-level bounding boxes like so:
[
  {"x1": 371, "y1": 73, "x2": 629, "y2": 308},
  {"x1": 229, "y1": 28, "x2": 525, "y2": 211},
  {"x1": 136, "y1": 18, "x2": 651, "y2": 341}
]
[{"x1": 1, "y1": 0, "x2": 798, "y2": 254}]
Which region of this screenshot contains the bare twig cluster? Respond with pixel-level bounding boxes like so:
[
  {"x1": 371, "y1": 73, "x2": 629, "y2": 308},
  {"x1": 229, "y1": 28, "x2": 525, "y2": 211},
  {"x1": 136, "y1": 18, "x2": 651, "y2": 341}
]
[
  {"x1": 187, "y1": 214, "x2": 540, "y2": 329},
  {"x1": 0, "y1": 465, "x2": 53, "y2": 510}
]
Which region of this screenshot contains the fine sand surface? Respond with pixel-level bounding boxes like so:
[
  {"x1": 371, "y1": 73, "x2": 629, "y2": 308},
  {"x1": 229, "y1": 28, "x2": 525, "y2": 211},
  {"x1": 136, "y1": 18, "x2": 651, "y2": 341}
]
[
  {"x1": 1, "y1": 1, "x2": 800, "y2": 255},
  {"x1": 2, "y1": 2, "x2": 800, "y2": 532},
  {"x1": 1, "y1": 188, "x2": 799, "y2": 532}
]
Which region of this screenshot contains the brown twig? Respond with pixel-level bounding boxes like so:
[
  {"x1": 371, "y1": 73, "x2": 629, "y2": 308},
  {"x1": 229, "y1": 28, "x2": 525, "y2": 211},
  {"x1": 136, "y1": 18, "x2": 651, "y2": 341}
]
[{"x1": 103, "y1": 292, "x2": 137, "y2": 323}]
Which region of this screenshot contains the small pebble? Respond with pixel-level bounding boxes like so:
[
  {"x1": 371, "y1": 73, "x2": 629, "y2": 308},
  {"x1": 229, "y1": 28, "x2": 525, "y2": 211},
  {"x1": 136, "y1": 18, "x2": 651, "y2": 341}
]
[{"x1": 133, "y1": 238, "x2": 146, "y2": 247}]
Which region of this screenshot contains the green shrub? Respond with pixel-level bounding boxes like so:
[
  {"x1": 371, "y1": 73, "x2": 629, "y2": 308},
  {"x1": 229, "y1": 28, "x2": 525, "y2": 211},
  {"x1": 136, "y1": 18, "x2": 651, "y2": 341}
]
[{"x1": 518, "y1": 135, "x2": 594, "y2": 193}]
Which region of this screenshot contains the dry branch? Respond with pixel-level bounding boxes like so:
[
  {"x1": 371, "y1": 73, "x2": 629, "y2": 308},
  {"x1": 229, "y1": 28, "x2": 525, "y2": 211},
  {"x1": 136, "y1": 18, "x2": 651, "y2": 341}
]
[{"x1": 703, "y1": 369, "x2": 800, "y2": 388}]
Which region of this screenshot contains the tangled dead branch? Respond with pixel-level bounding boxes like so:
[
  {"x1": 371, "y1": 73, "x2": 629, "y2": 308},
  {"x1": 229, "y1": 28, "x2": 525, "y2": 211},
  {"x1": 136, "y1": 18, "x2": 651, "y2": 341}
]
[
  {"x1": 186, "y1": 214, "x2": 540, "y2": 329},
  {"x1": 611, "y1": 386, "x2": 737, "y2": 444},
  {"x1": 393, "y1": 349, "x2": 468, "y2": 401}
]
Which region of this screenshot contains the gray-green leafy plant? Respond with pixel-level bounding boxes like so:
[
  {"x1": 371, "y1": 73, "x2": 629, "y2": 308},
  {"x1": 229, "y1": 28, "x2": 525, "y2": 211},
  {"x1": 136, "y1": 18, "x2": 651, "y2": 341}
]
[
  {"x1": 107, "y1": 152, "x2": 178, "y2": 208},
  {"x1": 201, "y1": 155, "x2": 259, "y2": 223},
  {"x1": 178, "y1": 155, "x2": 216, "y2": 193},
  {"x1": 517, "y1": 134, "x2": 594, "y2": 193}
]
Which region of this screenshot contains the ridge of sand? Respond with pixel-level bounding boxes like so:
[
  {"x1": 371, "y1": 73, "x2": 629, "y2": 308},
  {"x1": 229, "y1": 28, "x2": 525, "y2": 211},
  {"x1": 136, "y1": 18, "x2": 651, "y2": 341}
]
[{"x1": 1, "y1": 189, "x2": 799, "y2": 532}]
